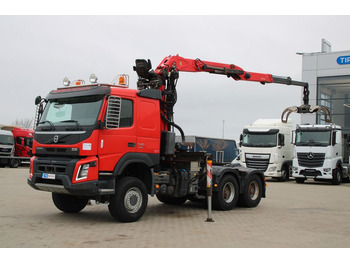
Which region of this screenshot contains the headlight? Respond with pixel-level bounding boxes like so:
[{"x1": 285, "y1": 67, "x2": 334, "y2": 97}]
[
  {"x1": 323, "y1": 168, "x2": 331, "y2": 173},
  {"x1": 269, "y1": 166, "x2": 277, "y2": 172},
  {"x1": 77, "y1": 163, "x2": 90, "y2": 180}
]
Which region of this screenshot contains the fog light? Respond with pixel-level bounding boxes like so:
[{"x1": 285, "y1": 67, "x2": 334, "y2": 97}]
[
  {"x1": 292, "y1": 166, "x2": 298, "y2": 172},
  {"x1": 323, "y1": 168, "x2": 331, "y2": 173},
  {"x1": 77, "y1": 163, "x2": 90, "y2": 180}
]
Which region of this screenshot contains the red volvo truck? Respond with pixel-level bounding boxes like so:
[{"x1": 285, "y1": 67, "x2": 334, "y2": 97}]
[{"x1": 28, "y1": 55, "x2": 329, "y2": 222}]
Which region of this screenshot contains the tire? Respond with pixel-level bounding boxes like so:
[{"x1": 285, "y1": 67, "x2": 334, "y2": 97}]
[
  {"x1": 278, "y1": 165, "x2": 289, "y2": 182},
  {"x1": 52, "y1": 193, "x2": 88, "y2": 213},
  {"x1": 213, "y1": 175, "x2": 239, "y2": 210},
  {"x1": 156, "y1": 194, "x2": 188, "y2": 205},
  {"x1": 108, "y1": 177, "x2": 148, "y2": 222},
  {"x1": 295, "y1": 178, "x2": 306, "y2": 184},
  {"x1": 332, "y1": 167, "x2": 342, "y2": 185},
  {"x1": 238, "y1": 174, "x2": 262, "y2": 208},
  {"x1": 10, "y1": 159, "x2": 20, "y2": 168}
]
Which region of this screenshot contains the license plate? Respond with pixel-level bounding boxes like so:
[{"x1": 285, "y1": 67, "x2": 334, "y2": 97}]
[{"x1": 42, "y1": 173, "x2": 56, "y2": 179}]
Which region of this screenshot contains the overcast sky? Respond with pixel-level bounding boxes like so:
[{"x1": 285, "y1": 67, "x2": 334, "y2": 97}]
[{"x1": 1, "y1": 14, "x2": 350, "y2": 141}]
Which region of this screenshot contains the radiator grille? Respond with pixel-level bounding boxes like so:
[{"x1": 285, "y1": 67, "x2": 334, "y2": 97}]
[
  {"x1": 297, "y1": 152, "x2": 325, "y2": 168},
  {"x1": 245, "y1": 154, "x2": 270, "y2": 171}
]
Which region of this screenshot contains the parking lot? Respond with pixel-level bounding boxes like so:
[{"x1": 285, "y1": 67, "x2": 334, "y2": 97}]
[{"x1": 1, "y1": 167, "x2": 350, "y2": 248}]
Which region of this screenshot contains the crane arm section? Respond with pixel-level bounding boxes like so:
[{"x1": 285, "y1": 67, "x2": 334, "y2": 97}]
[{"x1": 154, "y1": 55, "x2": 274, "y2": 84}]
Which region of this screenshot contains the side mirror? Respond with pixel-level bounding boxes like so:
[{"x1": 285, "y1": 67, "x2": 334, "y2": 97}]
[
  {"x1": 35, "y1": 96, "x2": 42, "y2": 105},
  {"x1": 278, "y1": 133, "x2": 285, "y2": 147},
  {"x1": 239, "y1": 133, "x2": 243, "y2": 147},
  {"x1": 332, "y1": 131, "x2": 337, "y2": 146}
]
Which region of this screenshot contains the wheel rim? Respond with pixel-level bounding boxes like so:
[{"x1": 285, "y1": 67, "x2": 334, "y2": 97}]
[
  {"x1": 222, "y1": 182, "x2": 235, "y2": 203},
  {"x1": 124, "y1": 187, "x2": 142, "y2": 214},
  {"x1": 248, "y1": 181, "x2": 259, "y2": 201}
]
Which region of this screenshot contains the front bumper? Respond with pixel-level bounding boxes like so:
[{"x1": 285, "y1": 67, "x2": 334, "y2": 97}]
[
  {"x1": 27, "y1": 174, "x2": 115, "y2": 196},
  {"x1": 27, "y1": 156, "x2": 115, "y2": 196},
  {"x1": 292, "y1": 167, "x2": 332, "y2": 180}
]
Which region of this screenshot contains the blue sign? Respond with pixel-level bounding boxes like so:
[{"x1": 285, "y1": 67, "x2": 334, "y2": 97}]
[{"x1": 337, "y1": 56, "x2": 350, "y2": 65}]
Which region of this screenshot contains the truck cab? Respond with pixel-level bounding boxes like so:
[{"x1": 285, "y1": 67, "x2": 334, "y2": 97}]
[
  {"x1": 29, "y1": 81, "x2": 162, "y2": 196},
  {"x1": 0, "y1": 130, "x2": 15, "y2": 162},
  {"x1": 292, "y1": 124, "x2": 347, "y2": 185},
  {"x1": 239, "y1": 119, "x2": 294, "y2": 181}
]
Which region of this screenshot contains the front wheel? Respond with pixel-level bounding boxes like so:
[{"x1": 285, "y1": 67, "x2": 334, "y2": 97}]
[
  {"x1": 295, "y1": 178, "x2": 306, "y2": 184},
  {"x1": 332, "y1": 167, "x2": 342, "y2": 185},
  {"x1": 278, "y1": 166, "x2": 290, "y2": 182},
  {"x1": 238, "y1": 174, "x2": 262, "y2": 207},
  {"x1": 52, "y1": 193, "x2": 88, "y2": 213},
  {"x1": 10, "y1": 159, "x2": 20, "y2": 168},
  {"x1": 108, "y1": 177, "x2": 148, "y2": 222},
  {"x1": 213, "y1": 175, "x2": 239, "y2": 210}
]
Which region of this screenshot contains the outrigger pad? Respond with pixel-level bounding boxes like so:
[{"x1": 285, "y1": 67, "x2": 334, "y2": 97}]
[{"x1": 281, "y1": 105, "x2": 332, "y2": 123}]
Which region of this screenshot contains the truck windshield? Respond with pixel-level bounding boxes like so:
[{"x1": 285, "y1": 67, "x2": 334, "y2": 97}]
[
  {"x1": 295, "y1": 130, "x2": 331, "y2": 146},
  {"x1": 39, "y1": 95, "x2": 104, "y2": 127},
  {"x1": 0, "y1": 135, "x2": 14, "y2": 145},
  {"x1": 242, "y1": 133, "x2": 277, "y2": 147}
]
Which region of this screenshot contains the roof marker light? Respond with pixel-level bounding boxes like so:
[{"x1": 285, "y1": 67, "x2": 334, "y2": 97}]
[
  {"x1": 111, "y1": 74, "x2": 129, "y2": 87},
  {"x1": 74, "y1": 79, "x2": 85, "y2": 86},
  {"x1": 89, "y1": 74, "x2": 98, "y2": 83},
  {"x1": 63, "y1": 77, "x2": 70, "y2": 86},
  {"x1": 119, "y1": 76, "x2": 126, "y2": 85}
]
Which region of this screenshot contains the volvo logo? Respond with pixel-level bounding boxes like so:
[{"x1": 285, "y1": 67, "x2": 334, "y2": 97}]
[
  {"x1": 307, "y1": 152, "x2": 314, "y2": 159},
  {"x1": 53, "y1": 135, "x2": 59, "y2": 143}
]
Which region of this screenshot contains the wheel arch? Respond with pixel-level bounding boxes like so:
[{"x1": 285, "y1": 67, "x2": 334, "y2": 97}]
[
  {"x1": 113, "y1": 153, "x2": 159, "y2": 195},
  {"x1": 282, "y1": 160, "x2": 292, "y2": 170}
]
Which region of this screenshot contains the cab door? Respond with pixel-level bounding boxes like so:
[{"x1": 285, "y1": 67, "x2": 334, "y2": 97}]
[
  {"x1": 98, "y1": 96, "x2": 136, "y2": 171},
  {"x1": 136, "y1": 98, "x2": 161, "y2": 155}
]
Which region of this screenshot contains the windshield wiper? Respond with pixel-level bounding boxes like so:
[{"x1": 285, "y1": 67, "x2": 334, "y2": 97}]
[
  {"x1": 60, "y1": 120, "x2": 82, "y2": 130},
  {"x1": 39, "y1": 120, "x2": 55, "y2": 130}
]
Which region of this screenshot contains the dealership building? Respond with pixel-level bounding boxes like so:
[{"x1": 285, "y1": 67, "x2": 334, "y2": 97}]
[{"x1": 300, "y1": 39, "x2": 350, "y2": 160}]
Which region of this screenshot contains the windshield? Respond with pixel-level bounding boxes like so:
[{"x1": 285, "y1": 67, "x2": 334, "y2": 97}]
[
  {"x1": 295, "y1": 130, "x2": 331, "y2": 146},
  {"x1": 0, "y1": 135, "x2": 14, "y2": 145},
  {"x1": 242, "y1": 133, "x2": 277, "y2": 147},
  {"x1": 39, "y1": 95, "x2": 104, "y2": 128}
]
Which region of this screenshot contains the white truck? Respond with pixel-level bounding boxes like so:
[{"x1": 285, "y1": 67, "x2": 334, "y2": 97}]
[
  {"x1": 239, "y1": 119, "x2": 294, "y2": 181},
  {"x1": 0, "y1": 130, "x2": 15, "y2": 167},
  {"x1": 292, "y1": 124, "x2": 350, "y2": 185}
]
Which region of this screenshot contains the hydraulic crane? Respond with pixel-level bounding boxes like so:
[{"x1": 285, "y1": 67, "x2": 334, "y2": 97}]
[{"x1": 134, "y1": 54, "x2": 332, "y2": 126}]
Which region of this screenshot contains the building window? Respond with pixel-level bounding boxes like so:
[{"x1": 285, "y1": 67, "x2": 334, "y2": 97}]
[{"x1": 317, "y1": 75, "x2": 350, "y2": 129}]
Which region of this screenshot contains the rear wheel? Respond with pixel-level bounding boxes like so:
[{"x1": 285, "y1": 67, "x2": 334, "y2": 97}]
[
  {"x1": 238, "y1": 174, "x2": 262, "y2": 207},
  {"x1": 108, "y1": 177, "x2": 148, "y2": 222},
  {"x1": 52, "y1": 193, "x2": 88, "y2": 213},
  {"x1": 213, "y1": 175, "x2": 239, "y2": 210}
]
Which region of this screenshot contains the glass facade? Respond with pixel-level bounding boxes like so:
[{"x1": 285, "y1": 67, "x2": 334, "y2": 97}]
[{"x1": 317, "y1": 75, "x2": 350, "y2": 162}]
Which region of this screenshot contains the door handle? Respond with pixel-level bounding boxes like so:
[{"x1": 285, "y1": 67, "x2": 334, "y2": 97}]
[{"x1": 128, "y1": 142, "x2": 135, "y2": 148}]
